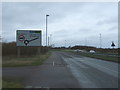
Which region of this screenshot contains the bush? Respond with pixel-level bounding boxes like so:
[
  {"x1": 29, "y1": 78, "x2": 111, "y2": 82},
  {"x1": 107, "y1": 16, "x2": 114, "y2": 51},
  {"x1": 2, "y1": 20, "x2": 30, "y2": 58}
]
[{"x1": 2, "y1": 42, "x2": 48, "y2": 57}]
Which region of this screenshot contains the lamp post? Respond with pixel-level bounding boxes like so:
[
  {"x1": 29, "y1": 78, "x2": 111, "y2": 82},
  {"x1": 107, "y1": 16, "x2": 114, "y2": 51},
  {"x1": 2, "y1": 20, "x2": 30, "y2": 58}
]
[
  {"x1": 46, "y1": 15, "x2": 49, "y2": 46},
  {"x1": 48, "y1": 36, "x2": 49, "y2": 47},
  {"x1": 50, "y1": 34, "x2": 52, "y2": 47}
]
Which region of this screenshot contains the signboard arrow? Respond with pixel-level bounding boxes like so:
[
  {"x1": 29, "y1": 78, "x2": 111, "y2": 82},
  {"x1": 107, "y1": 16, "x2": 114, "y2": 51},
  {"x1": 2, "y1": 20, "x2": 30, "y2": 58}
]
[{"x1": 24, "y1": 37, "x2": 39, "y2": 46}]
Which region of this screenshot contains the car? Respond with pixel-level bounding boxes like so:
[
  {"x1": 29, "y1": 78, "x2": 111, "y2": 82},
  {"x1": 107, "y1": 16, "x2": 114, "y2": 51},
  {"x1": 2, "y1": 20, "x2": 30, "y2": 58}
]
[{"x1": 89, "y1": 50, "x2": 95, "y2": 53}]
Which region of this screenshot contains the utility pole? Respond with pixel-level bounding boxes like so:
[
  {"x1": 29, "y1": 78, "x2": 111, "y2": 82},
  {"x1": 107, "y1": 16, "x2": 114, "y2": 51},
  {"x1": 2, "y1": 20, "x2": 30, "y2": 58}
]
[
  {"x1": 48, "y1": 36, "x2": 49, "y2": 47},
  {"x1": 65, "y1": 40, "x2": 66, "y2": 47},
  {"x1": 46, "y1": 15, "x2": 49, "y2": 46}
]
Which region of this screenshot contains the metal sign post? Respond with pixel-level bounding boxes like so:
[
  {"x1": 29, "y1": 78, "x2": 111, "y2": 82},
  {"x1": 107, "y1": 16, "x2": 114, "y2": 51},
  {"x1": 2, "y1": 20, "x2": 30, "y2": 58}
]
[
  {"x1": 38, "y1": 46, "x2": 41, "y2": 55},
  {"x1": 17, "y1": 46, "x2": 20, "y2": 57}
]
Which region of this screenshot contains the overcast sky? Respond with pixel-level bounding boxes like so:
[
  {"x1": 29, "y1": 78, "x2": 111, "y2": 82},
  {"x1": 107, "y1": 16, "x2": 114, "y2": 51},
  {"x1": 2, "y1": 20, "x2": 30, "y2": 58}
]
[{"x1": 2, "y1": 2, "x2": 118, "y2": 48}]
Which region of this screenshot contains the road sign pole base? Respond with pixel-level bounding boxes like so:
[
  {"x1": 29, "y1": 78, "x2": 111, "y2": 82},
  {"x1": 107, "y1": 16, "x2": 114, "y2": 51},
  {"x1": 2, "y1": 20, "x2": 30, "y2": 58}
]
[{"x1": 37, "y1": 47, "x2": 41, "y2": 55}]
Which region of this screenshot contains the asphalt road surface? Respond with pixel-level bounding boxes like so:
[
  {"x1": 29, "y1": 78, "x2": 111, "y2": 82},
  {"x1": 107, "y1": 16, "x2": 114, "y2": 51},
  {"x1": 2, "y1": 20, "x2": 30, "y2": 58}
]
[{"x1": 3, "y1": 51, "x2": 119, "y2": 88}]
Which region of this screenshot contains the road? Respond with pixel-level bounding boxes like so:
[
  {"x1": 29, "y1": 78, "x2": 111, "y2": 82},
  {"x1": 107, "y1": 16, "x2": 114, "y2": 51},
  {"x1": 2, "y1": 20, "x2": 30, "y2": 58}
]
[{"x1": 3, "y1": 51, "x2": 119, "y2": 88}]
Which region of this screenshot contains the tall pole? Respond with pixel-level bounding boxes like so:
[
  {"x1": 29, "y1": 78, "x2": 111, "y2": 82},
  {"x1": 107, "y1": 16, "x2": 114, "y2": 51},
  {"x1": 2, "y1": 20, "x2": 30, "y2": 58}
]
[
  {"x1": 46, "y1": 15, "x2": 49, "y2": 46},
  {"x1": 50, "y1": 34, "x2": 52, "y2": 47},
  {"x1": 65, "y1": 40, "x2": 66, "y2": 48},
  {"x1": 85, "y1": 38, "x2": 87, "y2": 46},
  {"x1": 48, "y1": 36, "x2": 49, "y2": 47},
  {"x1": 100, "y1": 33, "x2": 101, "y2": 48},
  {"x1": 17, "y1": 47, "x2": 20, "y2": 57}
]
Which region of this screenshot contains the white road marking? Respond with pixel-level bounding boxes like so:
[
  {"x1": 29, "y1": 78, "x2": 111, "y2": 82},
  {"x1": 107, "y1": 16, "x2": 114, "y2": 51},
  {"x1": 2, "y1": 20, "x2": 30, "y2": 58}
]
[{"x1": 53, "y1": 61, "x2": 55, "y2": 66}]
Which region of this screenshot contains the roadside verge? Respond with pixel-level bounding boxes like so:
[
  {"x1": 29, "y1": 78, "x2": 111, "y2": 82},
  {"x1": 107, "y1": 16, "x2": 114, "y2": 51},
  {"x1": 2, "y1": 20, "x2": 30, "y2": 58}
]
[
  {"x1": 2, "y1": 52, "x2": 51, "y2": 67},
  {"x1": 63, "y1": 50, "x2": 119, "y2": 63}
]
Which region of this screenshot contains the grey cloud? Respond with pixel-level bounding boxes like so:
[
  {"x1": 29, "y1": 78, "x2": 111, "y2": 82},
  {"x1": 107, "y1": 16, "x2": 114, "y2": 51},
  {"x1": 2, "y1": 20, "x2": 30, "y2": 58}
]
[
  {"x1": 54, "y1": 29, "x2": 68, "y2": 34},
  {"x1": 78, "y1": 28, "x2": 94, "y2": 33},
  {"x1": 108, "y1": 26, "x2": 117, "y2": 31},
  {"x1": 2, "y1": 2, "x2": 118, "y2": 48},
  {"x1": 96, "y1": 17, "x2": 117, "y2": 26}
]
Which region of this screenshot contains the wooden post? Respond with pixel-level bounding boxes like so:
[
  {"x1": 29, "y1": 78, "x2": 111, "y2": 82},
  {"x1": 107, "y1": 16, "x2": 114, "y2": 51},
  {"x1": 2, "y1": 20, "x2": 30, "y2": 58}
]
[{"x1": 17, "y1": 47, "x2": 20, "y2": 57}]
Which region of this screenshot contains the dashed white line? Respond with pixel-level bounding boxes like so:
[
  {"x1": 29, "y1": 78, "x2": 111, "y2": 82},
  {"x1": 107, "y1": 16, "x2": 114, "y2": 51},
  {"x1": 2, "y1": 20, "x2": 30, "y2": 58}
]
[{"x1": 53, "y1": 61, "x2": 55, "y2": 66}]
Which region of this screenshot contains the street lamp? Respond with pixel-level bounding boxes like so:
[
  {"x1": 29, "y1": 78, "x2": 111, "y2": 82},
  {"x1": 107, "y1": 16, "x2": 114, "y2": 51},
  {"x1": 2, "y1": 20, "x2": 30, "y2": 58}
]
[
  {"x1": 50, "y1": 34, "x2": 52, "y2": 47},
  {"x1": 46, "y1": 14, "x2": 49, "y2": 46},
  {"x1": 48, "y1": 36, "x2": 49, "y2": 46}
]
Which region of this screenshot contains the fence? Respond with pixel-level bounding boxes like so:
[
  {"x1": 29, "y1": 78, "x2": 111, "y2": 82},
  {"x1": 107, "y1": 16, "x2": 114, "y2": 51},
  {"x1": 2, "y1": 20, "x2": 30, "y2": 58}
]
[{"x1": 2, "y1": 42, "x2": 48, "y2": 57}]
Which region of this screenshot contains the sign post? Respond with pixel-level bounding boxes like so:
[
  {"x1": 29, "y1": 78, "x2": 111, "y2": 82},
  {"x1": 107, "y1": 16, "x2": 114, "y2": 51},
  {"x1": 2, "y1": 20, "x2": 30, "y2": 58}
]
[
  {"x1": 38, "y1": 46, "x2": 41, "y2": 54},
  {"x1": 17, "y1": 47, "x2": 20, "y2": 57},
  {"x1": 16, "y1": 30, "x2": 42, "y2": 57}
]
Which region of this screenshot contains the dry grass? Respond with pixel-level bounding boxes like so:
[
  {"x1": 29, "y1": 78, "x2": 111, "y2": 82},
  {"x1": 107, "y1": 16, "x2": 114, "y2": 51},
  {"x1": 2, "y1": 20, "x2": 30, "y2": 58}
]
[
  {"x1": 2, "y1": 77, "x2": 24, "y2": 88},
  {"x1": 2, "y1": 52, "x2": 51, "y2": 67}
]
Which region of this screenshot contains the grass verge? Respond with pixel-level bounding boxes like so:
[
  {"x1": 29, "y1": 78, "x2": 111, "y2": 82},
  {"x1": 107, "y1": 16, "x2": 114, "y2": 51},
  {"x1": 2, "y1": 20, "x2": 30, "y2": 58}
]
[
  {"x1": 75, "y1": 52, "x2": 119, "y2": 63},
  {"x1": 2, "y1": 77, "x2": 24, "y2": 88},
  {"x1": 2, "y1": 52, "x2": 51, "y2": 67},
  {"x1": 63, "y1": 50, "x2": 119, "y2": 63}
]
